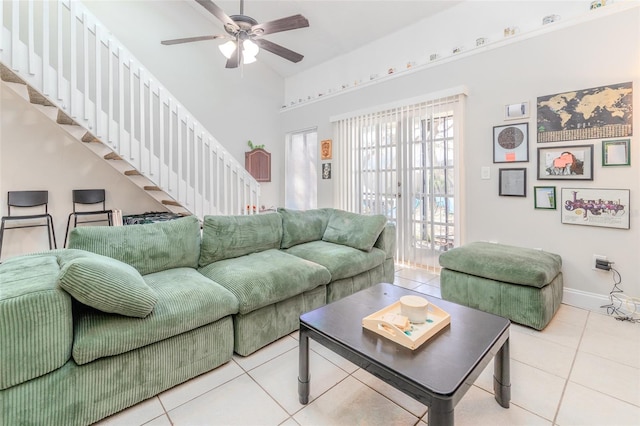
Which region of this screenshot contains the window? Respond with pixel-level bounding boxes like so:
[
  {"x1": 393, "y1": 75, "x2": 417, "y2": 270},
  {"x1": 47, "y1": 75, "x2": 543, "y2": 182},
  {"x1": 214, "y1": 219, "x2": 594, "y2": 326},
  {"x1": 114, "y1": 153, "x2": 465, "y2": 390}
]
[{"x1": 285, "y1": 128, "x2": 318, "y2": 210}]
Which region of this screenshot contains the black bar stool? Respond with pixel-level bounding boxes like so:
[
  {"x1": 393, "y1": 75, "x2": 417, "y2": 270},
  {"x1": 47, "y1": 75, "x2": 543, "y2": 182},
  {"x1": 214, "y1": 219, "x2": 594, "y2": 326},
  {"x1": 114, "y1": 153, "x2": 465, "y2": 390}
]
[
  {"x1": 63, "y1": 189, "x2": 113, "y2": 247},
  {"x1": 0, "y1": 190, "x2": 57, "y2": 258}
]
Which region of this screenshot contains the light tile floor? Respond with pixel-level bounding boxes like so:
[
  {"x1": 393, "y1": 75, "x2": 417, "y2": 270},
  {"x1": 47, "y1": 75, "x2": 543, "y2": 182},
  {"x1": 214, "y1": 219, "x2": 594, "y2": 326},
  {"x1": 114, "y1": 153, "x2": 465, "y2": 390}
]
[{"x1": 96, "y1": 265, "x2": 640, "y2": 426}]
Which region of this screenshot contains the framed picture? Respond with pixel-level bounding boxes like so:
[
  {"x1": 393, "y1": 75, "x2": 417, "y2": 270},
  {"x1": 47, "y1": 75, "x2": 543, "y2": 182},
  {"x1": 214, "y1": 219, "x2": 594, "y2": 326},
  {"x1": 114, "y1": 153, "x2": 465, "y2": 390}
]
[
  {"x1": 322, "y1": 162, "x2": 332, "y2": 179},
  {"x1": 493, "y1": 123, "x2": 529, "y2": 163},
  {"x1": 504, "y1": 102, "x2": 529, "y2": 120},
  {"x1": 561, "y1": 188, "x2": 630, "y2": 229},
  {"x1": 499, "y1": 168, "x2": 526, "y2": 197},
  {"x1": 537, "y1": 145, "x2": 593, "y2": 180},
  {"x1": 602, "y1": 139, "x2": 630, "y2": 166},
  {"x1": 534, "y1": 186, "x2": 556, "y2": 209},
  {"x1": 537, "y1": 82, "x2": 632, "y2": 143},
  {"x1": 321, "y1": 139, "x2": 332, "y2": 160}
]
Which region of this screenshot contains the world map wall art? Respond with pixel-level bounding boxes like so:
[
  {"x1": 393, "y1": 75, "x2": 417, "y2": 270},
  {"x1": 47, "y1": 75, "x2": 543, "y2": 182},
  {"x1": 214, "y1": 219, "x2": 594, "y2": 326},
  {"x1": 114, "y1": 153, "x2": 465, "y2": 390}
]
[{"x1": 537, "y1": 82, "x2": 633, "y2": 143}]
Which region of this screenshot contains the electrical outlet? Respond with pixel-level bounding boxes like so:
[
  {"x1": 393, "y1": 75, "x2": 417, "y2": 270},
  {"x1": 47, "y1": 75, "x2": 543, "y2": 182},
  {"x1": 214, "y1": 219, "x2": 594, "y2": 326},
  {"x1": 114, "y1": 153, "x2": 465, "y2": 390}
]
[{"x1": 593, "y1": 254, "x2": 607, "y2": 271}]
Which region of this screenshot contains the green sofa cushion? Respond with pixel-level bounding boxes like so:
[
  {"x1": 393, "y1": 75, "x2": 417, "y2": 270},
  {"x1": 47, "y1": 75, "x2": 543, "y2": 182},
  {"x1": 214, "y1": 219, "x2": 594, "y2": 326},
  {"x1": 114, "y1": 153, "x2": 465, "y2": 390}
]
[
  {"x1": 322, "y1": 210, "x2": 387, "y2": 252},
  {"x1": 58, "y1": 254, "x2": 158, "y2": 318},
  {"x1": 440, "y1": 268, "x2": 564, "y2": 330},
  {"x1": 277, "y1": 207, "x2": 331, "y2": 249},
  {"x1": 199, "y1": 213, "x2": 283, "y2": 266},
  {"x1": 198, "y1": 249, "x2": 331, "y2": 314},
  {"x1": 72, "y1": 268, "x2": 238, "y2": 365},
  {"x1": 438, "y1": 242, "x2": 562, "y2": 288},
  {"x1": 284, "y1": 240, "x2": 386, "y2": 281},
  {"x1": 0, "y1": 255, "x2": 72, "y2": 390},
  {"x1": 67, "y1": 216, "x2": 201, "y2": 276}
]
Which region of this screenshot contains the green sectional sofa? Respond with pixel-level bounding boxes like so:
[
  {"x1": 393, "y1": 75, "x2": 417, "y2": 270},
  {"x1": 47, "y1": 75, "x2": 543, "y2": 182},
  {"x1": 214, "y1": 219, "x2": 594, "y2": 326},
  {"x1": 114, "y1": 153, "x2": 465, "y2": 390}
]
[{"x1": 0, "y1": 208, "x2": 395, "y2": 425}]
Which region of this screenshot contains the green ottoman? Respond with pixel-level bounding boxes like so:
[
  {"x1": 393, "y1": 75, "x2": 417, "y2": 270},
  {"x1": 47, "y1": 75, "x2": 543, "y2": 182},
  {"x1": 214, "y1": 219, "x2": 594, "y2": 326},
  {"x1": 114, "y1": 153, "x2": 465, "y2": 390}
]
[{"x1": 439, "y1": 242, "x2": 563, "y2": 330}]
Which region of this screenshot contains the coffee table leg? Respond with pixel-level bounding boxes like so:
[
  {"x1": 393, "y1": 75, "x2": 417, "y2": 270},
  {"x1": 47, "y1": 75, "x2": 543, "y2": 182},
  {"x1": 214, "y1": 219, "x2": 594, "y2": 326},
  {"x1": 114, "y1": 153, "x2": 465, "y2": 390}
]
[
  {"x1": 493, "y1": 337, "x2": 511, "y2": 408},
  {"x1": 428, "y1": 399, "x2": 454, "y2": 426},
  {"x1": 298, "y1": 329, "x2": 310, "y2": 404}
]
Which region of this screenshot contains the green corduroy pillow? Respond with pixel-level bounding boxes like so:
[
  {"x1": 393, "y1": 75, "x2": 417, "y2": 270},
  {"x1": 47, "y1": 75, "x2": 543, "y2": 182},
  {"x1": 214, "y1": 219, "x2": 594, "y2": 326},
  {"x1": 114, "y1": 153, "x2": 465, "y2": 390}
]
[
  {"x1": 322, "y1": 210, "x2": 387, "y2": 252},
  {"x1": 58, "y1": 254, "x2": 158, "y2": 318}
]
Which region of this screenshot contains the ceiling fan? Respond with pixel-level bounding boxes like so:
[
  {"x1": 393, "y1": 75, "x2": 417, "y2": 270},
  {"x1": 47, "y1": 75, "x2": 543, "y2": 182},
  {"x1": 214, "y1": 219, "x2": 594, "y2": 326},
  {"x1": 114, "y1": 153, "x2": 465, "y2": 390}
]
[{"x1": 161, "y1": 0, "x2": 309, "y2": 69}]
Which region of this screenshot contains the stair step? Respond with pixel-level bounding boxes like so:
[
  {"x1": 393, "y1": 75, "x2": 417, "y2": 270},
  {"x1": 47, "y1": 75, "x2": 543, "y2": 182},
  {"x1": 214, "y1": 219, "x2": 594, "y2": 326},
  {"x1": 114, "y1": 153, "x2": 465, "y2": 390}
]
[
  {"x1": 82, "y1": 132, "x2": 101, "y2": 143},
  {"x1": 104, "y1": 152, "x2": 122, "y2": 160},
  {"x1": 0, "y1": 64, "x2": 26, "y2": 84},
  {"x1": 144, "y1": 186, "x2": 162, "y2": 191},
  {"x1": 27, "y1": 86, "x2": 55, "y2": 106},
  {"x1": 56, "y1": 110, "x2": 76, "y2": 125},
  {"x1": 161, "y1": 199, "x2": 182, "y2": 207},
  {"x1": 124, "y1": 170, "x2": 141, "y2": 176}
]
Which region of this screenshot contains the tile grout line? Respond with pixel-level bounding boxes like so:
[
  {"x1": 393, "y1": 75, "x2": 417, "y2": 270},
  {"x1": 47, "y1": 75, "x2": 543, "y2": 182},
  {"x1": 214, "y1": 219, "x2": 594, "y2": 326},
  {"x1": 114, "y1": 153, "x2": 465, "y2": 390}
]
[
  {"x1": 551, "y1": 310, "x2": 590, "y2": 425},
  {"x1": 349, "y1": 370, "x2": 428, "y2": 423}
]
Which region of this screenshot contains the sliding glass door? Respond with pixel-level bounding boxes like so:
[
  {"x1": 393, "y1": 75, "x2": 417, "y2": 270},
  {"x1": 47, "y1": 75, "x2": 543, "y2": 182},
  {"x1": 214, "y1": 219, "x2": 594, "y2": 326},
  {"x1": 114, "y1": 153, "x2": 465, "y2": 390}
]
[{"x1": 333, "y1": 94, "x2": 463, "y2": 270}]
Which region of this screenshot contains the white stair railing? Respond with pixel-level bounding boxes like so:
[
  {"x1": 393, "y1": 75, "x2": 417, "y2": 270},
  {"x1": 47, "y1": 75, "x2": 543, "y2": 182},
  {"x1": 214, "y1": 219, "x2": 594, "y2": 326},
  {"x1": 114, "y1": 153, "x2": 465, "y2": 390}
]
[{"x1": 0, "y1": 0, "x2": 260, "y2": 217}]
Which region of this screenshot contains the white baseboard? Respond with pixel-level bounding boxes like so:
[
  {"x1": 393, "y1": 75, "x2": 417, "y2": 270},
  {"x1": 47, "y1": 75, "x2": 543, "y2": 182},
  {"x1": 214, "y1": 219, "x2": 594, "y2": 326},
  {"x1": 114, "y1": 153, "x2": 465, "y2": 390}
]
[{"x1": 563, "y1": 287, "x2": 610, "y2": 312}]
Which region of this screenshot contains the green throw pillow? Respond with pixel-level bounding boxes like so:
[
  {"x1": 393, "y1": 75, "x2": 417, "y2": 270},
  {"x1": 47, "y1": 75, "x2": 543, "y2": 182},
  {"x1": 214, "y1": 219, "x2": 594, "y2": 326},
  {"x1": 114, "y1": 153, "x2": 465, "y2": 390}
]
[
  {"x1": 322, "y1": 210, "x2": 387, "y2": 252},
  {"x1": 58, "y1": 254, "x2": 158, "y2": 318}
]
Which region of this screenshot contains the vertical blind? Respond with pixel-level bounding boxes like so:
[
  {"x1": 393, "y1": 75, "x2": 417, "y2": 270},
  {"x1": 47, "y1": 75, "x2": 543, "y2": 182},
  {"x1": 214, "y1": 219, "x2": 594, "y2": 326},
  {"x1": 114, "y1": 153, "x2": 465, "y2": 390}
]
[{"x1": 332, "y1": 92, "x2": 465, "y2": 270}]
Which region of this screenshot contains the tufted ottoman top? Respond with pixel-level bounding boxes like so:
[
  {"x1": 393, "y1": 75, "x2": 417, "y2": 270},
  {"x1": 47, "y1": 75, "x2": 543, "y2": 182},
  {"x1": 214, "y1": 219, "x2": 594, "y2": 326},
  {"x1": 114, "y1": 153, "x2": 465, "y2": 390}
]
[{"x1": 439, "y1": 242, "x2": 562, "y2": 288}]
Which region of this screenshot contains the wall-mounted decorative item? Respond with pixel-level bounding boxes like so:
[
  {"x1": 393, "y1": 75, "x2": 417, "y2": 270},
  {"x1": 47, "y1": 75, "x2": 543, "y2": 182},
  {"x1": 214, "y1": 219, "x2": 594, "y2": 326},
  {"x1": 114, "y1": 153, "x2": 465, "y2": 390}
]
[
  {"x1": 499, "y1": 168, "x2": 527, "y2": 197},
  {"x1": 561, "y1": 188, "x2": 629, "y2": 229},
  {"x1": 493, "y1": 123, "x2": 529, "y2": 163},
  {"x1": 542, "y1": 14, "x2": 561, "y2": 24},
  {"x1": 537, "y1": 82, "x2": 633, "y2": 143},
  {"x1": 590, "y1": 0, "x2": 611, "y2": 10},
  {"x1": 504, "y1": 102, "x2": 529, "y2": 120},
  {"x1": 602, "y1": 139, "x2": 631, "y2": 166},
  {"x1": 322, "y1": 163, "x2": 332, "y2": 179},
  {"x1": 245, "y1": 146, "x2": 271, "y2": 182},
  {"x1": 321, "y1": 139, "x2": 332, "y2": 160},
  {"x1": 503, "y1": 26, "x2": 518, "y2": 37},
  {"x1": 534, "y1": 186, "x2": 557, "y2": 209},
  {"x1": 537, "y1": 145, "x2": 594, "y2": 180}
]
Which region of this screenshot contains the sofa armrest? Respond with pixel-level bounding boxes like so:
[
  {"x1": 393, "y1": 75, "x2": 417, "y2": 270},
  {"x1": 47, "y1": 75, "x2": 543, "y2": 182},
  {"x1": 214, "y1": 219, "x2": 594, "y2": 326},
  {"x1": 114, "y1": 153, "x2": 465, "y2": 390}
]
[
  {"x1": 374, "y1": 222, "x2": 396, "y2": 260},
  {"x1": 0, "y1": 255, "x2": 72, "y2": 390}
]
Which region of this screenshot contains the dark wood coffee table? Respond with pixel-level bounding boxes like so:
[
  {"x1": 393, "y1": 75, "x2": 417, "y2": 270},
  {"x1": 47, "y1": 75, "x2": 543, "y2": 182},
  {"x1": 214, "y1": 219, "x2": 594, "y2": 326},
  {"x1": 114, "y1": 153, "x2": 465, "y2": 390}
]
[{"x1": 298, "y1": 283, "x2": 510, "y2": 425}]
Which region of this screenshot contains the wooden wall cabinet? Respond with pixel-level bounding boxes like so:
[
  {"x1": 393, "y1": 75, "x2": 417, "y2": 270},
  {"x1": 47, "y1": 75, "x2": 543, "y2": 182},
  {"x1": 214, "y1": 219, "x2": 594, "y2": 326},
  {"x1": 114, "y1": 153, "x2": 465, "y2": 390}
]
[{"x1": 245, "y1": 148, "x2": 271, "y2": 182}]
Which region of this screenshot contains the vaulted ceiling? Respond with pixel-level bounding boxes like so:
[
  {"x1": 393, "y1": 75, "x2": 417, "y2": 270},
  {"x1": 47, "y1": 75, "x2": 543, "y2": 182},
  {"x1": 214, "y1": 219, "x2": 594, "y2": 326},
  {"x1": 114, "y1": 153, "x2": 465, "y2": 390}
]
[{"x1": 180, "y1": 0, "x2": 463, "y2": 77}]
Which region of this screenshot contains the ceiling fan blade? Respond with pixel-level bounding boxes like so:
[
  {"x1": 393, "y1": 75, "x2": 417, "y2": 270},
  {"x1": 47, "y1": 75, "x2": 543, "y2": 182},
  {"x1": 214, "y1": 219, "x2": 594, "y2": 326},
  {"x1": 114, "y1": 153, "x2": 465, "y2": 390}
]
[
  {"x1": 254, "y1": 39, "x2": 304, "y2": 63},
  {"x1": 251, "y1": 14, "x2": 309, "y2": 36},
  {"x1": 195, "y1": 0, "x2": 239, "y2": 31},
  {"x1": 161, "y1": 35, "x2": 224, "y2": 45},
  {"x1": 225, "y1": 48, "x2": 241, "y2": 68}
]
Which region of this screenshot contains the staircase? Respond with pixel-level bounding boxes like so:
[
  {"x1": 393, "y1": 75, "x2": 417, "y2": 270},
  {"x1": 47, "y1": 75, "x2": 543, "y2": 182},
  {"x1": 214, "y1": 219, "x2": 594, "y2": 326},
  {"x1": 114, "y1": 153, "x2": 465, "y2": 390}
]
[{"x1": 0, "y1": 0, "x2": 260, "y2": 218}]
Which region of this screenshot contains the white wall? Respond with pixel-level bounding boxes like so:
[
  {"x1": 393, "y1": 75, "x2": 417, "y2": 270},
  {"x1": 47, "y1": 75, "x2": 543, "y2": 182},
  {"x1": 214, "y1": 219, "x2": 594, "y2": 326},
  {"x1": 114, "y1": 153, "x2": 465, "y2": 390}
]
[
  {"x1": 0, "y1": 84, "x2": 165, "y2": 261},
  {"x1": 280, "y1": 6, "x2": 640, "y2": 309},
  {"x1": 284, "y1": 1, "x2": 591, "y2": 106},
  {"x1": 82, "y1": 0, "x2": 286, "y2": 209}
]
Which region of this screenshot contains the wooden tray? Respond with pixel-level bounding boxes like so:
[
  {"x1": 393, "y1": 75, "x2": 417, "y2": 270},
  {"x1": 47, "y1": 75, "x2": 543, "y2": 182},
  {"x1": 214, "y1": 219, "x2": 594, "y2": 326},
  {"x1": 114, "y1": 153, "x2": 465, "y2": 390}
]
[{"x1": 362, "y1": 300, "x2": 451, "y2": 350}]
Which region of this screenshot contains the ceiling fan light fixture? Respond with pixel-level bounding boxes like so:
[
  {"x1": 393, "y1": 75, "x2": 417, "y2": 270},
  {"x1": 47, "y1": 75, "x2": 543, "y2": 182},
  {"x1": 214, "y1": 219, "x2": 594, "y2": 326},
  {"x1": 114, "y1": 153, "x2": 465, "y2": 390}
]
[
  {"x1": 243, "y1": 39, "x2": 259, "y2": 57},
  {"x1": 218, "y1": 40, "x2": 237, "y2": 59}
]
